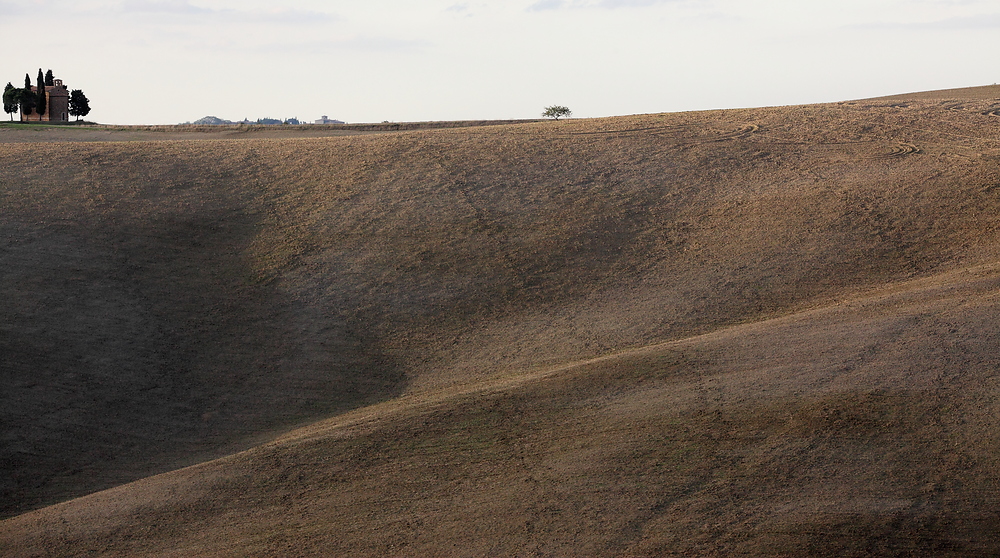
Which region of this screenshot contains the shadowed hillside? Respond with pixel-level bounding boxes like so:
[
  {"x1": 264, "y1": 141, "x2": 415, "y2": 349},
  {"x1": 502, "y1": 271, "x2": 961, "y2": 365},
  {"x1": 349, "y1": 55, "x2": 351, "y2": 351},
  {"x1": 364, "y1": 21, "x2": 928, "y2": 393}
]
[{"x1": 4, "y1": 89, "x2": 1000, "y2": 555}]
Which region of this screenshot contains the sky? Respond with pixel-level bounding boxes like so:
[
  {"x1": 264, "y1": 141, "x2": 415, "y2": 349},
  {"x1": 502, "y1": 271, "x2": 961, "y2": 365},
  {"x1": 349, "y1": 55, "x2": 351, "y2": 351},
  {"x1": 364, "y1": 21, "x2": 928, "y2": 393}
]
[{"x1": 2, "y1": 0, "x2": 1000, "y2": 125}]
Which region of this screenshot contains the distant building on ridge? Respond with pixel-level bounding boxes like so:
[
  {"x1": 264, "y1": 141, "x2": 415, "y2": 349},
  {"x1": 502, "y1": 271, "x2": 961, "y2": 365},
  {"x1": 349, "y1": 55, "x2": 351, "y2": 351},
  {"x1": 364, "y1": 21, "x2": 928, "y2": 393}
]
[
  {"x1": 23, "y1": 79, "x2": 69, "y2": 122},
  {"x1": 315, "y1": 115, "x2": 345, "y2": 124}
]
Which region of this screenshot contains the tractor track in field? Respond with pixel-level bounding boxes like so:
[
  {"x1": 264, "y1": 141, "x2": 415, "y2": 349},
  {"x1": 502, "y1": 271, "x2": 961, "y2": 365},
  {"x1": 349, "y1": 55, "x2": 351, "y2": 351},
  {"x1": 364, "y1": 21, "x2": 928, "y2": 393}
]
[
  {"x1": 559, "y1": 124, "x2": 761, "y2": 146},
  {"x1": 982, "y1": 105, "x2": 1000, "y2": 117},
  {"x1": 869, "y1": 142, "x2": 922, "y2": 159}
]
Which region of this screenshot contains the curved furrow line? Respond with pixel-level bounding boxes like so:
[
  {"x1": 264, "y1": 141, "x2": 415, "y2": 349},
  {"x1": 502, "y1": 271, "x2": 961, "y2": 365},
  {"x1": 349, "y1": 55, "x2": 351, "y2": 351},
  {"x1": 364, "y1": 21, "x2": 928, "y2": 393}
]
[
  {"x1": 689, "y1": 124, "x2": 761, "y2": 144},
  {"x1": 869, "y1": 142, "x2": 922, "y2": 159},
  {"x1": 563, "y1": 124, "x2": 693, "y2": 137}
]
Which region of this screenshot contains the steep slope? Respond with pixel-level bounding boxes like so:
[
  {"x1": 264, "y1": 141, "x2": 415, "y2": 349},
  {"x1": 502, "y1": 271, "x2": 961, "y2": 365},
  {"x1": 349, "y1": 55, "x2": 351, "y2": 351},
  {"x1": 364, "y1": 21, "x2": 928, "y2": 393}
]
[
  {"x1": 3, "y1": 90, "x2": 1000, "y2": 549},
  {"x1": 6, "y1": 262, "x2": 1000, "y2": 556}
]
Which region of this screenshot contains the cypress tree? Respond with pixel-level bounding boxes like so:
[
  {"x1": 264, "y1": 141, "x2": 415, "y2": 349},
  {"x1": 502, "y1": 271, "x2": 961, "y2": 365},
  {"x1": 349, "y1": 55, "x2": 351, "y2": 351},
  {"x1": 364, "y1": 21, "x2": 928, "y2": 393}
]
[
  {"x1": 36, "y1": 69, "x2": 46, "y2": 121},
  {"x1": 19, "y1": 74, "x2": 34, "y2": 119},
  {"x1": 19, "y1": 87, "x2": 35, "y2": 120},
  {"x1": 45, "y1": 70, "x2": 54, "y2": 87}
]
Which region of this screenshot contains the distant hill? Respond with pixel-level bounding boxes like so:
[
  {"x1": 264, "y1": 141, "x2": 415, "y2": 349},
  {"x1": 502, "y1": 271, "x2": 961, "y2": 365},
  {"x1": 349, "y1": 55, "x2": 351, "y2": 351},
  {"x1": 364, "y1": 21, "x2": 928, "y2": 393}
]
[
  {"x1": 189, "y1": 115, "x2": 233, "y2": 125},
  {"x1": 186, "y1": 116, "x2": 302, "y2": 125},
  {"x1": 5, "y1": 86, "x2": 1000, "y2": 556}
]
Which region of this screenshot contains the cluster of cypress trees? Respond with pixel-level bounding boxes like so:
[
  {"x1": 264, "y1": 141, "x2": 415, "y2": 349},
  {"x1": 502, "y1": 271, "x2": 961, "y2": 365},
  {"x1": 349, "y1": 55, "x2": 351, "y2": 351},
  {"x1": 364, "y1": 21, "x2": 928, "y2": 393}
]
[{"x1": 2, "y1": 69, "x2": 90, "y2": 122}]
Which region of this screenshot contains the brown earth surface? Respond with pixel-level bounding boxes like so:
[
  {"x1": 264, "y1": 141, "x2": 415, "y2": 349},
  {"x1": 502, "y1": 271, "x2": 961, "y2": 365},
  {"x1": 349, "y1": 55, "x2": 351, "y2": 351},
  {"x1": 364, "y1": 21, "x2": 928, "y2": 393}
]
[
  {"x1": 867, "y1": 83, "x2": 1000, "y2": 102},
  {"x1": 0, "y1": 119, "x2": 541, "y2": 143},
  {"x1": 4, "y1": 87, "x2": 1000, "y2": 556}
]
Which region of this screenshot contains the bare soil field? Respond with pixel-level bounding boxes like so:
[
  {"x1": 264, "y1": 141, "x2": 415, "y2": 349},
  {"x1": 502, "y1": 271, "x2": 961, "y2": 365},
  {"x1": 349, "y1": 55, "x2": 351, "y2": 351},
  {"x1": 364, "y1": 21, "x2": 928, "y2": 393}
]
[
  {"x1": 866, "y1": 83, "x2": 1000, "y2": 102},
  {"x1": 0, "y1": 119, "x2": 541, "y2": 143},
  {"x1": 4, "y1": 87, "x2": 1000, "y2": 556}
]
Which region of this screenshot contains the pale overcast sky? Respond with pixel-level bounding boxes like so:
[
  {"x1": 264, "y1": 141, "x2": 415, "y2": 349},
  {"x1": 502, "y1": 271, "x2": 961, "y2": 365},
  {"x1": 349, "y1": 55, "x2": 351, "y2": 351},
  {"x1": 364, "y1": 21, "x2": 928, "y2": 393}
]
[{"x1": 2, "y1": 0, "x2": 999, "y2": 124}]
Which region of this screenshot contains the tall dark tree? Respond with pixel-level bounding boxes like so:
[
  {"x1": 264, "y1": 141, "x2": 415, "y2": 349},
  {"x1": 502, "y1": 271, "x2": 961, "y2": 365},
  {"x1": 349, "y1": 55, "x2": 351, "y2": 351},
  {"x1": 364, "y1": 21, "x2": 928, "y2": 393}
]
[
  {"x1": 19, "y1": 74, "x2": 34, "y2": 120},
  {"x1": 45, "y1": 69, "x2": 54, "y2": 87},
  {"x1": 35, "y1": 69, "x2": 46, "y2": 121},
  {"x1": 19, "y1": 86, "x2": 35, "y2": 120},
  {"x1": 69, "y1": 89, "x2": 91, "y2": 121},
  {"x1": 3, "y1": 83, "x2": 18, "y2": 121}
]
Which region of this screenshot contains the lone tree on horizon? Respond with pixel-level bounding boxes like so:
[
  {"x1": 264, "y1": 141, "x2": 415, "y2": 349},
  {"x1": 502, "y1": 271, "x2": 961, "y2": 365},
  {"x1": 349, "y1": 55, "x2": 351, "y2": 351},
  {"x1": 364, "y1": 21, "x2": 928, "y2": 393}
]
[
  {"x1": 542, "y1": 105, "x2": 572, "y2": 120},
  {"x1": 69, "y1": 89, "x2": 91, "y2": 121}
]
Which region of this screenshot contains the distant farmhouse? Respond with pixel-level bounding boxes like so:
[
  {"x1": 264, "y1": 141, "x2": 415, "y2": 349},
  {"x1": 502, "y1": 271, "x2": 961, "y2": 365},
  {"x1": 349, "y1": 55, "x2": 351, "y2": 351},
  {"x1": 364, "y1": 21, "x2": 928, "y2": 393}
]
[
  {"x1": 23, "y1": 79, "x2": 69, "y2": 122},
  {"x1": 315, "y1": 115, "x2": 344, "y2": 124}
]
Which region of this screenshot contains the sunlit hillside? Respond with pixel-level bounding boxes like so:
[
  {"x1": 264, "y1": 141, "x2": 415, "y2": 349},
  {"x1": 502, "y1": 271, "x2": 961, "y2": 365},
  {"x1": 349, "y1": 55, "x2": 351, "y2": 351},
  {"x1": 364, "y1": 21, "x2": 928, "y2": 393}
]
[{"x1": 4, "y1": 87, "x2": 1000, "y2": 556}]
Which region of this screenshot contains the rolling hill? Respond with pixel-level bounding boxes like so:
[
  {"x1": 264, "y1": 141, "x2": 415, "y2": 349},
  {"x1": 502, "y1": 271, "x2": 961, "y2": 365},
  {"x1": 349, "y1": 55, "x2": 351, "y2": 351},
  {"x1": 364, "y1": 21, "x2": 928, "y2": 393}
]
[{"x1": 4, "y1": 86, "x2": 1000, "y2": 556}]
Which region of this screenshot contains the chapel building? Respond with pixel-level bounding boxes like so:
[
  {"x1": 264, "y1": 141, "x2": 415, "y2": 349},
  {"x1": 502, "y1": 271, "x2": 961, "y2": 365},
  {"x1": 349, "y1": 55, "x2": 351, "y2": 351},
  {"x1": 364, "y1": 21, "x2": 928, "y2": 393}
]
[{"x1": 22, "y1": 79, "x2": 70, "y2": 122}]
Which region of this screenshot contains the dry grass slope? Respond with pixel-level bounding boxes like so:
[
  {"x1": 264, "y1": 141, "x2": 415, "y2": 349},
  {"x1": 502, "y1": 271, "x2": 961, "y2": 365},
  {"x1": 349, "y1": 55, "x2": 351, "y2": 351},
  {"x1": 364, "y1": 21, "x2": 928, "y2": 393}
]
[{"x1": 4, "y1": 88, "x2": 1000, "y2": 555}]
